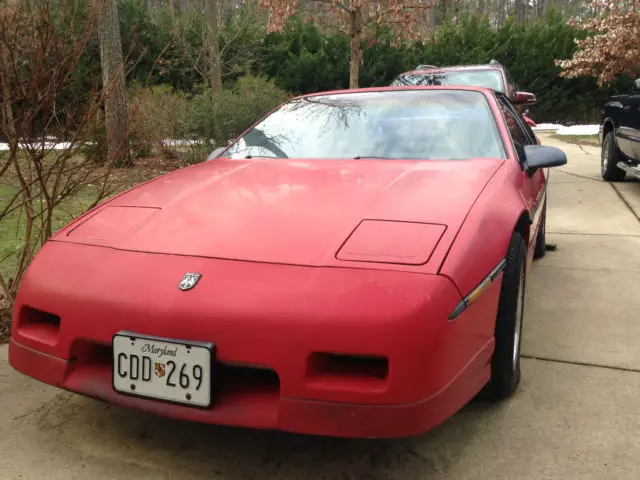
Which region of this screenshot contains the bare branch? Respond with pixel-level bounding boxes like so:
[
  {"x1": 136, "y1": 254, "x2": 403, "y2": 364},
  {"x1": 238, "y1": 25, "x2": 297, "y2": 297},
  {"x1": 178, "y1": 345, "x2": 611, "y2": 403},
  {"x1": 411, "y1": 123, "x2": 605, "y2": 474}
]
[{"x1": 0, "y1": 0, "x2": 124, "y2": 301}]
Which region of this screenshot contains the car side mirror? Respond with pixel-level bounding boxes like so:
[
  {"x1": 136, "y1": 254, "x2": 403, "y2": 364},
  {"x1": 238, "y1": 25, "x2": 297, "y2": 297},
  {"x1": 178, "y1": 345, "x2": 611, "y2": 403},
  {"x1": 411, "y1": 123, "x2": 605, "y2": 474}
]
[
  {"x1": 515, "y1": 91, "x2": 536, "y2": 105},
  {"x1": 207, "y1": 147, "x2": 228, "y2": 161},
  {"x1": 524, "y1": 145, "x2": 567, "y2": 173}
]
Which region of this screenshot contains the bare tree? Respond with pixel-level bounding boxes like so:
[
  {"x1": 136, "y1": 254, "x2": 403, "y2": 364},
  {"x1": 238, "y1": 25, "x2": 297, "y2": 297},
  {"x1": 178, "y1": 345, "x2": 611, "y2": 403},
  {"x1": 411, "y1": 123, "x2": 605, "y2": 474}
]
[
  {"x1": 170, "y1": 0, "x2": 265, "y2": 86},
  {"x1": 206, "y1": 0, "x2": 223, "y2": 90},
  {"x1": 258, "y1": 0, "x2": 436, "y2": 89},
  {"x1": 97, "y1": 0, "x2": 133, "y2": 167},
  {"x1": 0, "y1": 0, "x2": 122, "y2": 304}
]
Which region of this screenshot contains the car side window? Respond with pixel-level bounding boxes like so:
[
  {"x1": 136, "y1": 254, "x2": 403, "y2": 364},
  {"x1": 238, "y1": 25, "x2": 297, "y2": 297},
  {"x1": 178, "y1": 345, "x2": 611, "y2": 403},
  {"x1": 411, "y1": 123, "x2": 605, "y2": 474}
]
[
  {"x1": 505, "y1": 101, "x2": 537, "y2": 144},
  {"x1": 497, "y1": 95, "x2": 534, "y2": 161},
  {"x1": 521, "y1": 116, "x2": 537, "y2": 143}
]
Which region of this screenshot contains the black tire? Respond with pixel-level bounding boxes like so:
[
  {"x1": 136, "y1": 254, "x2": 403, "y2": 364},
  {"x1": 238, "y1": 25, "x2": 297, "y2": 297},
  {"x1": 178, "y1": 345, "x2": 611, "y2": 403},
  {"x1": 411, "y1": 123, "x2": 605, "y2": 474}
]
[
  {"x1": 533, "y1": 198, "x2": 546, "y2": 260},
  {"x1": 482, "y1": 231, "x2": 527, "y2": 401},
  {"x1": 601, "y1": 131, "x2": 626, "y2": 182}
]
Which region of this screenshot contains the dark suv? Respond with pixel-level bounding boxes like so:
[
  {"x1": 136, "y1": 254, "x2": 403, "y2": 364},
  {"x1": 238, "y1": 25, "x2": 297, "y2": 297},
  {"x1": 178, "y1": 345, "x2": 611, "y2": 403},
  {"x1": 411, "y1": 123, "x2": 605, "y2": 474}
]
[
  {"x1": 390, "y1": 60, "x2": 537, "y2": 108},
  {"x1": 599, "y1": 77, "x2": 640, "y2": 181}
]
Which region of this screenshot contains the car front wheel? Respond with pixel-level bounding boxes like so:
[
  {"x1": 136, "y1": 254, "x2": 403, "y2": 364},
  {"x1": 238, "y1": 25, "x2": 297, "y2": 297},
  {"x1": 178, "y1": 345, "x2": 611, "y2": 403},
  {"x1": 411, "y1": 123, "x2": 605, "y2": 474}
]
[
  {"x1": 601, "y1": 131, "x2": 626, "y2": 182},
  {"x1": 482, "y1": 231, "x2": 526, "y2": 400}
]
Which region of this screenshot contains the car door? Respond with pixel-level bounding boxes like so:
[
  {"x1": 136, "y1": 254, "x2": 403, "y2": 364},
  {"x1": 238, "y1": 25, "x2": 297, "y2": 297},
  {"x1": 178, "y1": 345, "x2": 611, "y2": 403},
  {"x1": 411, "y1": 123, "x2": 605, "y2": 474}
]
[
  {"x1": 625, "y1": 80, "x2": 640, "y2": 161},
  {"x1": 614, "y1": 94, "x2": 636, "y2": 159},
  {"x1": 496, "y1": 94, "x2": 546, "y2": 260}
]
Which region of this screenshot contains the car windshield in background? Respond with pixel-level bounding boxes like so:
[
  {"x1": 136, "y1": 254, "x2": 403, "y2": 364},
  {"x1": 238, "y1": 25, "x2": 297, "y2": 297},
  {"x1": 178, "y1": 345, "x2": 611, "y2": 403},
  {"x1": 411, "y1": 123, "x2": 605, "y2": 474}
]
[
  {"x1": 391, "y1": 70, "x2": 505, "y2": 93},
  {"x1": 224, "y1": 90, "x2": 506, "y2": 161}
]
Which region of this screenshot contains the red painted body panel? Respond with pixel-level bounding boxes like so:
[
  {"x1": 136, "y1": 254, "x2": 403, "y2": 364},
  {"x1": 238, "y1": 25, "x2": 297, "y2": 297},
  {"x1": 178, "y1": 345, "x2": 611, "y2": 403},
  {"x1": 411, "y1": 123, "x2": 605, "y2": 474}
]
[
  {"x1": 9, "y1": 86, "x2": 547, "y2": 438},
  {"x1": 439, "y1": 162, "x2": 547, "y2": 295},
  {"x1": 54, "y1": 156, "x2": 503, "y2": 274},
  {"x1": 10, "y1": 241, "x2": 501, "y2": 437}
]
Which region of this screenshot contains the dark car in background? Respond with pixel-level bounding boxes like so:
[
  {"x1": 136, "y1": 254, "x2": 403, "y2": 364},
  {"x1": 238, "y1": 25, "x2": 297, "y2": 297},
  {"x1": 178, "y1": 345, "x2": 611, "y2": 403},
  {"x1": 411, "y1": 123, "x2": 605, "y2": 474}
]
[{"x1": 600, "y1": 77, "x2": 640, "y2": 181}]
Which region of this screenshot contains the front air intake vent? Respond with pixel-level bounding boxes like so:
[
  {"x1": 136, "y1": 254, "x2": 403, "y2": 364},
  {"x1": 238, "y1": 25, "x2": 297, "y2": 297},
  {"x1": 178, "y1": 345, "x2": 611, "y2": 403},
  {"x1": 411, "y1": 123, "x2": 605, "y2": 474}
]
[{"x1": 16, "y1": 306, "x2": 61, "y2": 346}]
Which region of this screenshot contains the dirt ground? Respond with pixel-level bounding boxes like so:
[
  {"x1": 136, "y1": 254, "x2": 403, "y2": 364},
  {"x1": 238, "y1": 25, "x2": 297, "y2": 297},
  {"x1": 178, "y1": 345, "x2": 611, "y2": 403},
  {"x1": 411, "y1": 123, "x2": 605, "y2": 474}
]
[{"x1": 0, "y1": 300, "x2": 9, "y2": 344}]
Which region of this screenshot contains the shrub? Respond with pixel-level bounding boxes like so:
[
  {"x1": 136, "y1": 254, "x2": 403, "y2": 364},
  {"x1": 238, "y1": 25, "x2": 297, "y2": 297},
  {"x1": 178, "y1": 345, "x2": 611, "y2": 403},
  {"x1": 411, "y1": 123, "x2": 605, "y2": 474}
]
[
  {"x1": 188, "y1": 75, "x2": 290, "y2": 147},
  {"x1": 127, "y1": 84, "x2": 191, "y2": 158},
  {"x1": 0, "y1": 0, "x2": 121, "y2": 304},
  {"x1": 126, "y1": 76, "x2": 289, "y2": 164}
]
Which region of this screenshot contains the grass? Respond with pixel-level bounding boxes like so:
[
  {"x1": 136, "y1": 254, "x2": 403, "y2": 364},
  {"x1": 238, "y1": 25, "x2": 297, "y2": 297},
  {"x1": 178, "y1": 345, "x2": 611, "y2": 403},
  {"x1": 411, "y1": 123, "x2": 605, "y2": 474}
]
[
  {"x1": 0, "y1": 183, "x2": 99, "y2": 278},
  {"x1": 0, "y1": 153, "x2": 180, "y2": 343},
  {"x1": 550, "y1": 134, "x2": 600, "y2": 147},
  {"x1": 0, "y1": 161, "x2": 171, "y2": 278},
  {"x1": 0, "y1": 177, "x2": 101, "y2": 343}
]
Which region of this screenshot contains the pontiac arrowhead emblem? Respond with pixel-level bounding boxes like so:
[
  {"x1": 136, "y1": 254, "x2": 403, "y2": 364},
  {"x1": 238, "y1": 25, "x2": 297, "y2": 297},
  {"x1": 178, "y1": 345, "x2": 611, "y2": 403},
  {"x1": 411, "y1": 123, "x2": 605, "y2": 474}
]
[{"x1": 179, "y1": 272, "x2": 201, "y2": 291}]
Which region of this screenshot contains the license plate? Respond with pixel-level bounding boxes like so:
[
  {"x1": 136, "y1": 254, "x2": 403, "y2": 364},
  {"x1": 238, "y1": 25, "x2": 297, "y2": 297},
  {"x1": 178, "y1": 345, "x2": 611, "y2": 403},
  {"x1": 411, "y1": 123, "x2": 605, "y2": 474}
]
[{"x1": 112, "y1": 332, "x2": 213, "y2": 408}]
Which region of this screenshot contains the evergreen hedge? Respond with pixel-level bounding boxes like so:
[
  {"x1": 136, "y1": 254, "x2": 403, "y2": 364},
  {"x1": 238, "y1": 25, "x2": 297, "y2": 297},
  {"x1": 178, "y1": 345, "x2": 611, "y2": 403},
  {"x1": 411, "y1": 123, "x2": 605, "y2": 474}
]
[
  {"x1": 83, "y1": 2, "x2": 639, "y2": 124},
  {"x1": 258, "y1": 12, "x2": 632, "y2": 123}
]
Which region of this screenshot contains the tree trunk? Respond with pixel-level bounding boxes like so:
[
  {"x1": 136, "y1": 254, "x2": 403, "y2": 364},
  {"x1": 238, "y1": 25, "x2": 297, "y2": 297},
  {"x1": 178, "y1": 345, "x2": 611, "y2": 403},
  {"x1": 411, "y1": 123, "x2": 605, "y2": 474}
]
[
  {"x1": 515, "y1": 0, "x2": 526, "y2": 23},
  {"x1": 0, "y1": 0, "x2": 17, "y2": 150},
  {"x1": 498, "y1": 0, "x2": 506, "y2": 25},
  {"x1": 98, "y1": 0, "x2": 133, "y2": 167},
  {"x1": 478, "y1": 0, "x2": 487, "y2": 18},
  {"x1": 436, "y1": 0, "x2": 450, "y2": 25},
  {"x1": 452, "y1": 0, "x2": 460, "y2": 24},
  {"x1": 348, "y1": 7, "x2": 361, "y2": 89},
  {"x1": 206, "y1": 0, "x2": 222, "y2": 91},
  {"x1": 0, "y1": 44, "x2": 17, "y2": 151}
]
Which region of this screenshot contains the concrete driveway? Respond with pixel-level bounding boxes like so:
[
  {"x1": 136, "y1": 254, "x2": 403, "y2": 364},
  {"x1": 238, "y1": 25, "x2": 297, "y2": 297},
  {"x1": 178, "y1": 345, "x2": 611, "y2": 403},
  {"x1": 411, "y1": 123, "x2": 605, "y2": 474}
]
[{"x1": 2, "y1": 134, "x2": 640, "y2": 479}]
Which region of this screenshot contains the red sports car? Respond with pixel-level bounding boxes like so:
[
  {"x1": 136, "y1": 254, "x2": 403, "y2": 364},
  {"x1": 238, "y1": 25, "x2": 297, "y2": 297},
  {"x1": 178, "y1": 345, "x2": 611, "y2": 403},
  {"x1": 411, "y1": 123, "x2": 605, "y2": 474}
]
[{"x1": 9, "y1": 86, "x2": 566, "y2": 439}]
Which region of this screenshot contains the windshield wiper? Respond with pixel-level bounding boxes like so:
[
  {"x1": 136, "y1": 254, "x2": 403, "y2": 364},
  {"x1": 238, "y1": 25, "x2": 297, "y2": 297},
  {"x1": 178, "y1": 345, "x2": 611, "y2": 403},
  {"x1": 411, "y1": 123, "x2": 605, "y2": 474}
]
[{"x1": 353, "y1": 155, "x2": 391, "y2": 159}]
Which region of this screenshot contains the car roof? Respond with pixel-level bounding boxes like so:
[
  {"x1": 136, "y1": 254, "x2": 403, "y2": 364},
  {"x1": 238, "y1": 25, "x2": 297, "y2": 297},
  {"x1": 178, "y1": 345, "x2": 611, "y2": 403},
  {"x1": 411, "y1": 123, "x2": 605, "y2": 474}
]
[
  {"x1": 294, "y1": 85, "x2": 499, "y2": 101},
  {"x1": 399, "y1": 65, "x2": 505, "y2": 77}
]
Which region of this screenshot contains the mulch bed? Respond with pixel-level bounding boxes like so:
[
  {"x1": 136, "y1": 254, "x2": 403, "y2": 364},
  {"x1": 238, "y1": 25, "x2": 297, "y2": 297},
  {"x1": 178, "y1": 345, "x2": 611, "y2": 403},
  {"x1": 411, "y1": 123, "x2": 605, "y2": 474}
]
[{"x1": 0, "y1": 301, "x2": 10, "y2": 344}]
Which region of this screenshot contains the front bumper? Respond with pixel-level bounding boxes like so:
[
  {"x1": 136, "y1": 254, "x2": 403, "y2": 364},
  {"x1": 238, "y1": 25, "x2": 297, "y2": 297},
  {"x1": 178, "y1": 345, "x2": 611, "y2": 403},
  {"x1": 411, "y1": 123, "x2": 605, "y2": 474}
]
[
  {"x1": 9, "y1": 241, "x2": 498, "y2": 438},
  {"x1": 9, "y1": 338, "x2": 491, "y2": 438}
]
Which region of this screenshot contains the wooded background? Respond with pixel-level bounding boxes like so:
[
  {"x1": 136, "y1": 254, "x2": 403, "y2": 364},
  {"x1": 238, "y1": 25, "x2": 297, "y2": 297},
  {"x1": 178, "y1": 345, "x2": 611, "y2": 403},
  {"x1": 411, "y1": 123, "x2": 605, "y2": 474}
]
[{"x1": 26, "y1": 0, "x2": 640, "y2": 130}]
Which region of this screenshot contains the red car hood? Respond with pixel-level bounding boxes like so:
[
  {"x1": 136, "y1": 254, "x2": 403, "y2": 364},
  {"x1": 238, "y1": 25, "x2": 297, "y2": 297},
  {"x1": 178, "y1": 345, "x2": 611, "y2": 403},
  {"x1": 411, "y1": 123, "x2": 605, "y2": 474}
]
[{"x1": 56, "y1": 157, "x2": 503, "y2": 271}]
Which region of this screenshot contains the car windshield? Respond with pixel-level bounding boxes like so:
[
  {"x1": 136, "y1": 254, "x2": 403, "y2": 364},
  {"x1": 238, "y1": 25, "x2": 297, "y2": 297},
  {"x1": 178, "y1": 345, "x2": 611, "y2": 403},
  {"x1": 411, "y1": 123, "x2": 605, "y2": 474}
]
[
  {"x1": 224, "y1": 90, "x2": 506, "y2": 161},
  {"x1": 391, "y1": 70, "x2": 505, "y2": 93}
]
